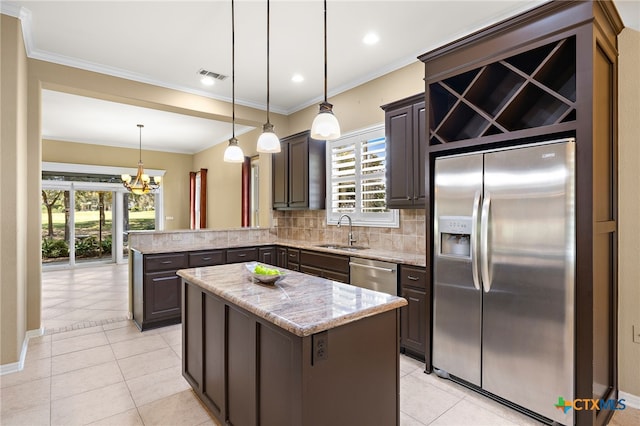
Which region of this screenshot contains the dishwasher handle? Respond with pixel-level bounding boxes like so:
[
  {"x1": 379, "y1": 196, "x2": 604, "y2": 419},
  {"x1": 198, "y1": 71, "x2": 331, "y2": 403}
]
[{"x1": 349, "y1": 262, "x2": 396, "y2": 273}]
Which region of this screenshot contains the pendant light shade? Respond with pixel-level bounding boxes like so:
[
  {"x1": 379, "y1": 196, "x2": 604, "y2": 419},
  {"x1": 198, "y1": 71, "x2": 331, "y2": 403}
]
[
  {"x1": 257, "y1": 0, "x2": 281, "y2": 153},
  {"x1": 257, "y1": 123, "x2": 281, "y2": 153},
  {"x1": 224, "y1": 0, "x2": 245, "y2": 163},
  {"x1": 310, "y1": 0, "x2": 340, "y2": 141},
  {"x1": 311, "y1": 102, "x2": 341, "y2": 140},
  {"x1": 224, "y1": 137, "x2": 244, "y2": 162}
]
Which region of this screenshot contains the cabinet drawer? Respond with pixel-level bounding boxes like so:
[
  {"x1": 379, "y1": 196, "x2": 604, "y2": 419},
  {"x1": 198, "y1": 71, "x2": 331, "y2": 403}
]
[
  {"x1": 286, "y1": 248, "x2": 300, "y2": 264},
  {"x1": 300, "y1": 250, "x2": 349, "y2": 274},
  {"x1": 400, "y1": 265, "x2": 427, "y2": 289},
  {"x1": 323, "y1": 270, "x2": 349, "y2": 284},
  {"x1": 226, "y1": 247, "x2": 258, "y2": 264},
  {"x1": 188, "y1": 250, "x2": 225, "y2": 267},
  {"x1": 145, "y1": 253, "x2": 187, "y2": 272}
]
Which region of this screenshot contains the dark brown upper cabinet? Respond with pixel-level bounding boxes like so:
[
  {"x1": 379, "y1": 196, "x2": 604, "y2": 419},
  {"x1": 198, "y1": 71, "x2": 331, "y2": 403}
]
[
  {"x1": 272, "y1": 130, "x2": 326, "y2": 210},
  {"x1": 381, "y1": 94, "x2": 426, "y2": 208}
]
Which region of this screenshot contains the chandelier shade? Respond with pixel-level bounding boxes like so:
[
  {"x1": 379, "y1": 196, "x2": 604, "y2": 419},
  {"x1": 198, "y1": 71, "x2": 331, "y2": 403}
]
[
  {"x1": 310, "y1": 0, "x2": 341, "y2": 141},
  {"x1": 121, "y1": 124, "x2": 161, "y2": 194}
]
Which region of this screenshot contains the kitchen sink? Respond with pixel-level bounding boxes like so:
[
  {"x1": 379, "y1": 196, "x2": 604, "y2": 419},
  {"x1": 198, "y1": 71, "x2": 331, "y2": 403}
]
[{"x1": 315, "y1": 244, "x2": 368, "y2": 251}]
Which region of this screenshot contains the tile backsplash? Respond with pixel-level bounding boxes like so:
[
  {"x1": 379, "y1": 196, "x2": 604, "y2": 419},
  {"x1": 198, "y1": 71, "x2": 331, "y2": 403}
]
[{"x1": 273, "y1": 209, "x2": 426, "y2": 255}]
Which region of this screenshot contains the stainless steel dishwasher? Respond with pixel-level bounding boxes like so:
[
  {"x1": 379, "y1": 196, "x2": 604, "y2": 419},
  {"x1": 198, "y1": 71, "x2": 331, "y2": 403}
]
[{"x1": 349, "y1": 257, "x2": 398, "y2": 295}]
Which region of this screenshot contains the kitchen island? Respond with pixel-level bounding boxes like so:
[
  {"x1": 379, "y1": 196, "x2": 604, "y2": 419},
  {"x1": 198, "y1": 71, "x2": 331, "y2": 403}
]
[{"x1": 178, "y1": 263, "x2": 407, "y2": 426}]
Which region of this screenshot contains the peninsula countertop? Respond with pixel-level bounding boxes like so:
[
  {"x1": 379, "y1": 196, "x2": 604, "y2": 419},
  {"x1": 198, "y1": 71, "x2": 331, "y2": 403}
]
[{"x1": 177, "y1": 262, "x2": 408, "y2": 337}]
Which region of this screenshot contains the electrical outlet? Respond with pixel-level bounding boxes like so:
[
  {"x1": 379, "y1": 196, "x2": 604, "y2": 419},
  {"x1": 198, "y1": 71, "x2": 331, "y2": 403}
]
[
  {"x1": 634, "y1": 325, "x2": 640, "y2": 344},
  {"x1": 312, "y1": 331, "x2": 328, "y2": 364}
]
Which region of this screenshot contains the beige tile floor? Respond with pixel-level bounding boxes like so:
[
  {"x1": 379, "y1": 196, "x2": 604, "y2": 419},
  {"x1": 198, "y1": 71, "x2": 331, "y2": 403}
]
[
  {"x1": 1, "y1": 264, "x2": 635, "y2": 425},
  {"x1": 41, "y1": 264, "x2": 129, "y2": 333}
]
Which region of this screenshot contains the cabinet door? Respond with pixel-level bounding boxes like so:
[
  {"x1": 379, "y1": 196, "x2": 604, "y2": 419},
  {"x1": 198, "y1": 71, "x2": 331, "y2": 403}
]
[
  {"x1": 400, "y1": 287, "x2": 426, "y2": 357},
  {"x1": 386, "y1": 105, "x2": 414, "y2": 207},
  {"x1": 259, "y1": 247, "x2": 276, "y2": 265},
  {"x1": 183, "y1": 282, "x2": 203, "y2": 390},
  {"x1": 288, "y1": 136, "x2": 309, "y2": 208},
  {"x1": 272, "y1": 141, "x2": 289, "y2": 208},
  {"x1": 413, "y1": 102, "x2": 427, "y2": 206},
  {"x1": 144, "y1": 270, "x2": 182, "y2": 321},
  {"x1": 276, "y1": 247, "x2": 288, "y2": 268}
]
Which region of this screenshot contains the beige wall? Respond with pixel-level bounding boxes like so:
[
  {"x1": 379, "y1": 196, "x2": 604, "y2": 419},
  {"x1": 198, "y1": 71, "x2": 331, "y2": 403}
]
[
  {"x1": 289, "y1": 61, "x2": 424, "y2": 135},
  {"x1": 42, "y1": 140, "x2": 194, "y2": 230},
  {"x1": 617, "y1": 27, "x2": 640, "y2": 398},
  {"x1": 1, "y1": 14, "x2": 29, "y2": 365}
]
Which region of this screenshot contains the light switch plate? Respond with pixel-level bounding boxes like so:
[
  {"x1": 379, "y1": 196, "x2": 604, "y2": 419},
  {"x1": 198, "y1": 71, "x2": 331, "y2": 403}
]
[{"x1": 634, "y1": 325, "x2": 640, "y2": 344}]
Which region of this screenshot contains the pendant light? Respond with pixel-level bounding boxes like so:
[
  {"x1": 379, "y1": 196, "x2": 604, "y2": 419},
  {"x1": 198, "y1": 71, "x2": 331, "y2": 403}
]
[
  {"x1": 121, "y1": 124, "x2": 161, "y2": 194},
  {"x1": 256, "y1": 0, "x2": 281, "y2": 153},
  {"x1": 310, "y1": 0, "x2": 341, "y2": 141},
  {"x1": 224, "y1": 0, "x2": 245, "y2": 163}
]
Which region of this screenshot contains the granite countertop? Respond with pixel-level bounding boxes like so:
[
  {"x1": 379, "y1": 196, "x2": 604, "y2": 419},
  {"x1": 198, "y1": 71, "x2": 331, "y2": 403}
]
[
  {"x1": 277, "y1": 239, "x2": 426, "y2": 267},
  {"x1": 178, "y1": 263, "x2": 408, "y2": 337},
  {"x1": 131, "y1": 236, "x2": 426, "y2": 267}
]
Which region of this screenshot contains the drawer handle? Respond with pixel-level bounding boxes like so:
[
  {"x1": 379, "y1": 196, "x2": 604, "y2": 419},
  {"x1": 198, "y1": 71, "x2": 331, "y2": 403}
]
[
  {"x1": 237, "y1": 253, "x2": 246, "y2": 257},
  {"x1": 161, "y1": 261, "x2": 173, "y2": 265},
  {"x1": 407, "y1": 275, "x2": 420, "y2": 281},
  {"x1": 202, "y1": 257, "x2": 212, "y2": 261},
  {"x1": 289, "y1": 253, "x2": 296, "y2": 257}
]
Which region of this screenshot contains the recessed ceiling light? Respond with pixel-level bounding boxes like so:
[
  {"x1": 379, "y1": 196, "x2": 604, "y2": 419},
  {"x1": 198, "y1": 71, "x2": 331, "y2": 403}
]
[
  {"x1": 200, "y1": 76, "x2": 215, "y2": 86},
  {"x1": 291, "y1": 74, "x2": 304, "y2": 83},
  {"x1": 363, "y1": 32, "x2": 379, "y2": 45}
]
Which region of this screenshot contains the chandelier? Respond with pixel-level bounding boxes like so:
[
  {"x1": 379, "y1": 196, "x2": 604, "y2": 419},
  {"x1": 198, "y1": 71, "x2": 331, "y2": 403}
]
[{"x1": 121, "y1": 124, "x2": 161, "y2": 194}]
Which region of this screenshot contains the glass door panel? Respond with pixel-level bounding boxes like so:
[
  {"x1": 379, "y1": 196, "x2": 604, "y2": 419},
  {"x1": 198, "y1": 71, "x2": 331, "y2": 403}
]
[
  {"x1": 122, "y1": 192, "x2": 156, "y2": 257},
  {"x1": 74, "y1": 191, "x2": 114, "y2": 264},
  {"x1": 41, "y1": 189, "x2": 71, "y2": 267}
]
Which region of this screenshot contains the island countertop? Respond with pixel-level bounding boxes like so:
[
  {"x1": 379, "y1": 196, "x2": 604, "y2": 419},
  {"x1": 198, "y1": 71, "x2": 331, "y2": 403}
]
[{"x1": 177, "y1": 262, "x2": 407, "y2": 337}]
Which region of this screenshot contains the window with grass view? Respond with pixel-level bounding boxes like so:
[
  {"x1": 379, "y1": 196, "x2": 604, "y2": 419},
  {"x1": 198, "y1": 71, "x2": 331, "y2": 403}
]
[{"x1": 326, "y1": 125, "x2": 398, "y2": 227}]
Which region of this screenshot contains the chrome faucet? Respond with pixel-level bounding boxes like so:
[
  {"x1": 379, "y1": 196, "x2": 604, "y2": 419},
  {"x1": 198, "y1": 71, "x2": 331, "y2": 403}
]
[{"x1": 337, "y1": 214, "x2": 357, "y2": 246}]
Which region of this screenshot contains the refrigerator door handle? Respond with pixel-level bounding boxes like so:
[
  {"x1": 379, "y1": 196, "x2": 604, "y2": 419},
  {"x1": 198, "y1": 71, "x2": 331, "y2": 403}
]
[
  {"x1": 480, "y1": 192, "x2": 492, "y2": 293},
  {"x1": 471, "y1": 190, "x2": 482, "y2": 291}
]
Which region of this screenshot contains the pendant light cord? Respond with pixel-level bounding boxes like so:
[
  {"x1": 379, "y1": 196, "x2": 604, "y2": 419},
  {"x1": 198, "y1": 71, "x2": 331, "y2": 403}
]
[
  {"x1": 323, "y1": 0, "x2": 327, "y2": 104},
  {"x1": 231, "y1": 0, "x2": 236, "y2": 140},
  {"x1": 266, "y1": 0, "x2": 271, "y2": 123}
]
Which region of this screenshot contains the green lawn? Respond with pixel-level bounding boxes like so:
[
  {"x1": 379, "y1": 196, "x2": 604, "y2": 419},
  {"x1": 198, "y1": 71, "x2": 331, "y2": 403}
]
[{"x1": 42, "y1": 210, "x2": 155, "y2": 238}]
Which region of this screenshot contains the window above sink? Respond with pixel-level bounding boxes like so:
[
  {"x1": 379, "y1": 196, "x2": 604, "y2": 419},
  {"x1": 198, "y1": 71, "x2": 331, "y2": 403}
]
[{"x1": 325, "y1": 124, "x2": 399, "y2": 228}]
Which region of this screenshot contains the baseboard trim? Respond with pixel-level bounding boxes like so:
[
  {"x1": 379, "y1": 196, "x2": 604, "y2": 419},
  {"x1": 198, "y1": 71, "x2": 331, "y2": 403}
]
[
  {"x1": 619, "y1": 391, "x2": 640, "y2": 409},
  {"x1": 0, "y1": 325, "x2": 44, "y2": 376}
]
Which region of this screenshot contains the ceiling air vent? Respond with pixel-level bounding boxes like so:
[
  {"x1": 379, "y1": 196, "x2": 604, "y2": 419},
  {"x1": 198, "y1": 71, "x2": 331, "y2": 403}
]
[{"x1": 198, "y1": 69, "x2": 227, "y2": 85}]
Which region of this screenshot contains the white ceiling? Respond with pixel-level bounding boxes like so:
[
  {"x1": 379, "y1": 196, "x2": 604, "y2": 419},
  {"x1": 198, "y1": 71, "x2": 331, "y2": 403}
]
[{"x1": 3, "y1": 0, "x2": 638, "y2": 154}]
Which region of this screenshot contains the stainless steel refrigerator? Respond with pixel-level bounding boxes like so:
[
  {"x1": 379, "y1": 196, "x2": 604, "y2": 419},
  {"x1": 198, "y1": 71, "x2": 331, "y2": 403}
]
[{"x1": 432, "y1": 139, "x2": 575, "y2": 425}]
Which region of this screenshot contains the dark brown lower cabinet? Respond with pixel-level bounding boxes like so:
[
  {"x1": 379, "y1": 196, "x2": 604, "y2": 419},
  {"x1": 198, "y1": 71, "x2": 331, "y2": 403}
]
[
  {"x1": 132, "y1": 250, "x2": 187, "y2": 331},
  {"x1": 399, "y1": 264, "x2": 427, "y2": 359},
  {"x1": 183, "y1": 281, "x2": 400, "y2": 426}
]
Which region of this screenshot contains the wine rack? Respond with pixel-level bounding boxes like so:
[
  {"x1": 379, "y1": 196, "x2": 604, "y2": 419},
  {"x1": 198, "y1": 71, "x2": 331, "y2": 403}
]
[{"x1": 428, "y1": 36, "x2": 576, "y2": 145}]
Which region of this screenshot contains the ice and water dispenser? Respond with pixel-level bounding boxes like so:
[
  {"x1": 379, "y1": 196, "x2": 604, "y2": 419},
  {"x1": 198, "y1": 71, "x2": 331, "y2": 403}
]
[{"x1": 438, "y1": 216, "x2": 472, "y2": 258}]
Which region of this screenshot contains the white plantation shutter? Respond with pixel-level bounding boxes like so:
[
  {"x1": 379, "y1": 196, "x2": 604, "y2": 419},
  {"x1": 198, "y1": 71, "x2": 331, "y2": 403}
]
[{"x1": 326, "y1": 125, "x2": 398, "y2": 227}]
